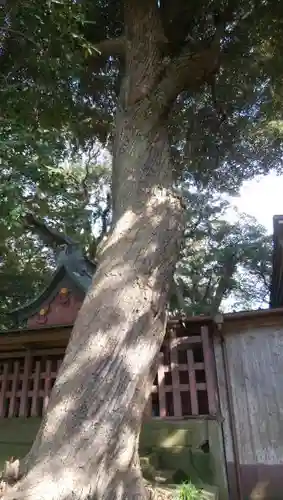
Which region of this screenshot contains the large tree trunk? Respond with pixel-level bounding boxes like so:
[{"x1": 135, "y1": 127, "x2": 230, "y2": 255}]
[
  {"x1": 4, "y1": 4, "x2": 185, "y2": 500},
  {"x1": 7, "y1": 137, "x2": 183, "y2": 500}
]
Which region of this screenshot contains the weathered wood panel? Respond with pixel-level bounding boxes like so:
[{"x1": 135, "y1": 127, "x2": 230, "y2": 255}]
[{"x1": 215, "y1": 325, "x2": 283, "y2": 499}]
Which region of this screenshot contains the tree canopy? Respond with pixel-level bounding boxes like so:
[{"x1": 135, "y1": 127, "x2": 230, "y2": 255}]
[{"x1": 1, "y1": 0, "x2": 283, "y2": 197}]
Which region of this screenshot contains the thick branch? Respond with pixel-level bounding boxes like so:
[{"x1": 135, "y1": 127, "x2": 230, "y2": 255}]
[
  {"x1": 159, "y1": 0, "x2": 197, "y2": 47},
  {"x1": 153, "y1": 41, "x2": 221, "y2": 115},
  {"x1": 173, "y1": 279, "x2": 187, "y2": 313},
  {"x1": 23, "y1": 213, "x2": 76, "y2": 248},
  {"x1": 101, "y1": 192, "x2": 111, "y2": 236},
  {"x1": 94, "y1": 36, "x2": 125, "y2": 57},
  {"x1": 211, "y1": 257, "x2": 237, "y2": 313},
  {"x1": 123, "y1": 0, "x2": 166, "y2": 105}
]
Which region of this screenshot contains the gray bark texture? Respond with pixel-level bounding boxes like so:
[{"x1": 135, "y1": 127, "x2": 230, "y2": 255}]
[{"x1": 2, "y1": 1, "x2": 219, "y2": 499}]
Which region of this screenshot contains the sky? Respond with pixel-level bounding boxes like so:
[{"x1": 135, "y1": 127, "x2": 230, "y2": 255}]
[
  {"x1": 227, "y1": 172, "x2": 283, "y2": 233},
  {"x1": 220, "y1": 172, "x2": 283, "y2": 311}
]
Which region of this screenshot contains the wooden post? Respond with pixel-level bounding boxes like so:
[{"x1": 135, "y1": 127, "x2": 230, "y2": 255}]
[
  {"x1": 169, "y1": 332, "x2": 182, "y2": 417},
  {"x1": 19, "y1": 351, "x2": 31, "y2": 417},
  {"x1": 0, "y1": 362, "x2": 8, "y2": 417},
  {"x1": 31, "y1": 360, "x2": 41, "y2": 417},
  {"x1": 43, "y1": 359, "x2": 52, "y2": 412},
  {"x1": 8, "y1": 361, "x2": 19, "y2": 417},
  {"x1": 187, "y1": 349, "x2": 199, "y2": 415},
  {"x1": 201, "y1": 325, "x2": 217, "y2": 415},
  {"x1": 157, "y1": 352, "x2": 167, "y2": 417}
]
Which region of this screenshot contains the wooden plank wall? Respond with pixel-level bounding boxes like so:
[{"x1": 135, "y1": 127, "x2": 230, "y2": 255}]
[{"x1": 214, "y1": 325, "x2": 283, "y2": 499}]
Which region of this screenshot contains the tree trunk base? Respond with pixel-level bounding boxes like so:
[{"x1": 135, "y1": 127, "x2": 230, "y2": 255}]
[{"x1": 2, "y1": 454, "x2": 150, "y2": 500}]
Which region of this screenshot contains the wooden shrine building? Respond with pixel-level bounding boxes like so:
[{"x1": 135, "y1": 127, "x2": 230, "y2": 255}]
[
  {"x1": 2, "y1": 215, "x2": 283, "y2": 499},
  {"x1": 0, "y1": 217, "x2": 226, "y2": 496}
]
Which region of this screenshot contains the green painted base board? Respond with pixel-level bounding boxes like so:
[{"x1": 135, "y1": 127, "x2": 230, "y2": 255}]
[{"x1": 0, "y1": 417, "x2": 227, "y2": 500}]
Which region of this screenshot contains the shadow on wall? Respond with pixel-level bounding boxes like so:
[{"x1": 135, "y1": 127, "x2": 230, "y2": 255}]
[
  {"x1": 227, "y1": 462, "x2": 283, "y2": 500},
  {"x1": 0, "y1": 418, "x2": 223, "y2": 491},
  {"x1": 0, "y1": 418, "x2": 41, "y2": 470},
  {"x1": 140, "y1": 419, "x2": 213, "y2": 485}
]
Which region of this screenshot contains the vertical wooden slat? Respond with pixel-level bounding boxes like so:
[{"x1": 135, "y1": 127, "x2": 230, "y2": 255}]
[
  {"x1": 8, "y1": 361, "x2": 19, "y2": 417},
  {"x1": 157, "y1": 352, "x2": 167, "y2": 417},
  {"x1": 144, "y1": 396, "x2": 152, "y2": 418},
  {"x1": 201, "y1": 325, "x2": 217, "y2": 414},
  {"x1": 19, "y1": 352, "x2": 31, "y2": 417},
  {"x1": 57, "y1": 358, "x2": 62, "y2": 371},
  {"x1": 187, "y1": 349, "x2": 199, "y2": 415},
  {"x1": 43, "y1": 359, "x2": 52, "y2": 412},
  {"x1": 170, "y1": 332, "x2": 182, "y2": 417},
  {"x1": 31, "y1": 360, "x2": 41, "y2": 417},
  {"x1": 0, "y1": 362, "x2": 8, "y2": 417}
]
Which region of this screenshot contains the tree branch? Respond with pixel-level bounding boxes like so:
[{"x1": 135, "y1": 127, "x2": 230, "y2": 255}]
[
  {"x1": 81, "y1": 148, "x2": 99, "y2": 204},
  {"x1": 202, "y1": 273, "x2": 213, "y2": 304},
  {"x1": 94, "y1": 36, "x2": 126, "y2": 57},
  {"x1": 153, "y1": 40, "x2": 221, "y2": 115},
  {"x1": 23, "y1": 213, "x2": 76, "y2": 248},
  {"x1": 210, "y1": 75, "x2": 227, "y2": 125},
  {"x1": 159, "y1": 0, "x2": 195, "y2": 47},
  {"x1": 123, "y1": 0, "x2": 166, "y2": 106},
  {"x1": 211, "y1": 256, "x2": 237, "y2": 313},
  {"x1": 0, "y1": 26, "x2": 38, "y2": 46},
  {"x1": 173, "y1": 278, "x2": 187, "y2": 313},
  {"x1": 101, "y1": 192, "x2": 111, "y2": 237}
]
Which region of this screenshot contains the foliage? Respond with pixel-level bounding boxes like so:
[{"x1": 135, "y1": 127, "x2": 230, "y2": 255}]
[
  {"x1": 176, "y1": 481, "x2": 202, "y2": 500},
  {"x1": 0, "y1": 232, "x2": 54, "y2": 328},
  {"x1": 1, "y1": 0, "x2": 283, "y2": 199},
  {"x1": 0, "y1": 0, "x2": 111, "y2": 250},
  {"x1": 172, "y1": 187, "x2": 272, "y2": 315}
]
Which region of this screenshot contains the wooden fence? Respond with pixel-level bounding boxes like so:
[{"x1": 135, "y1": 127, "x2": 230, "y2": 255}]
[{"x1": 0, "y1": 326, "x2": 217, "y2": 419}]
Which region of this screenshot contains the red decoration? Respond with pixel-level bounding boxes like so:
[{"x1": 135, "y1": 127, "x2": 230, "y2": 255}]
[
  {"x1": 27, "y1": 290, "x2": 83, "y2": 329},
  {"x1": 36, "y1": 306, "x2": 49, "y2": 325},
  {"x1": 58, "y1": 287, "x2": 70, "y2": 305}
]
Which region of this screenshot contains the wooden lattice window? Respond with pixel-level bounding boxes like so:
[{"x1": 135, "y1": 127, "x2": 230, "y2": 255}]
[
  {"x1": 0, "y1": 325, "x2": 217, "y2": 420},
  {"x1": 145, "y1": 325, "x2": 217, "y2": 418},
  {"x1": 0, "y1": 353, "x2": 63, "y2": 418}
]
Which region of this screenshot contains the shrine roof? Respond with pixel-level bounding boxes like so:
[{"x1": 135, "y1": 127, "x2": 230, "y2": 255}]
[
  {"x1": 8, "y1": 255, "x2": 96, "y2": 325},
  {"x1": 7, "y1": 213, "x2": 97, "y2": 327}
]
